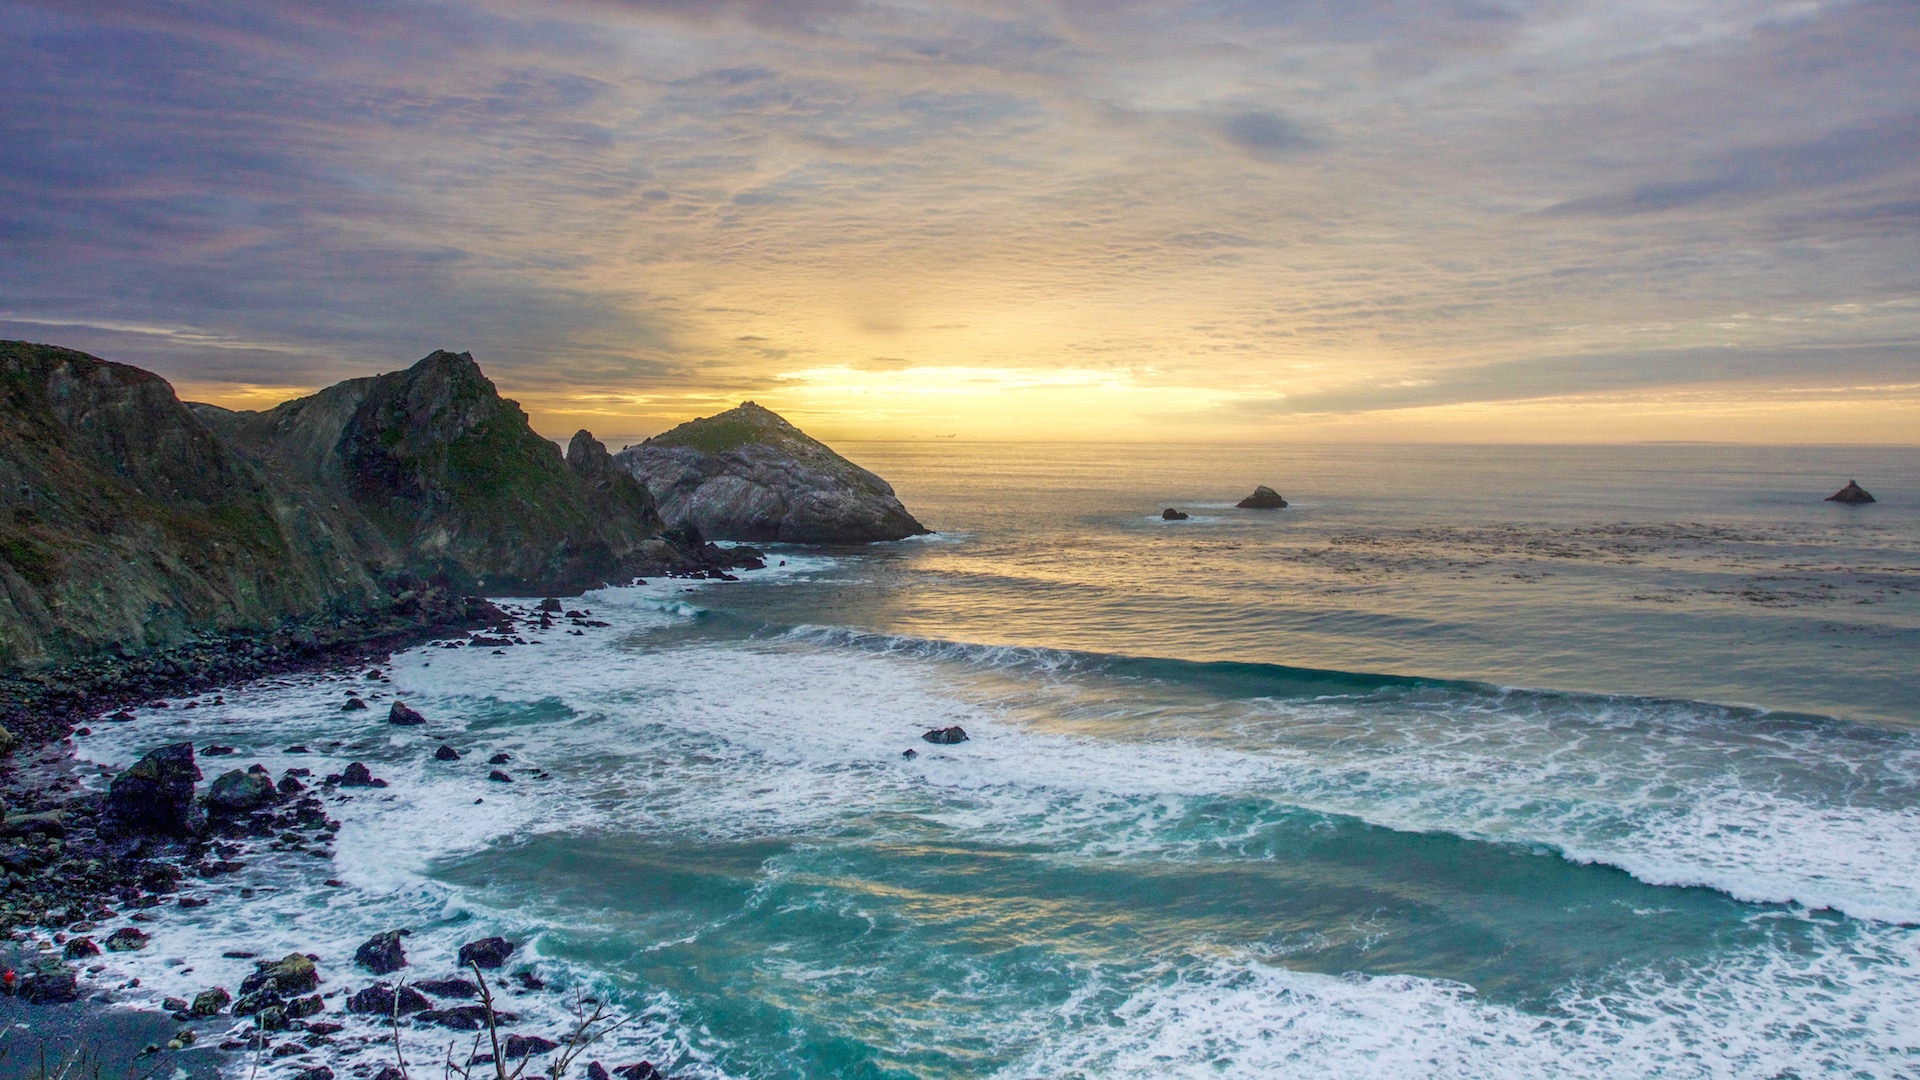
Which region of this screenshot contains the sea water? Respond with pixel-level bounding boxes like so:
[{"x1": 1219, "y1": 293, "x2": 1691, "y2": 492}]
[{"x1": 68, "y1": 444, "x2": 1920, "y2": 1077}]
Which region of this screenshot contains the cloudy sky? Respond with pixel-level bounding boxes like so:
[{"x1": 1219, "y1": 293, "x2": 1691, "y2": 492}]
[{"x1": 3, "y1": 0, "x2": 1917, "y2": 442}]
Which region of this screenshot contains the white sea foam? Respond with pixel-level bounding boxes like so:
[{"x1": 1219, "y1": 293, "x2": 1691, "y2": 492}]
[
  {"x1": 1002, "y1": 925, "x2": 1920, "y2": 1079},
  {"x1": 62, "y1": 578, "x2": 1920, "y2": 1076}
]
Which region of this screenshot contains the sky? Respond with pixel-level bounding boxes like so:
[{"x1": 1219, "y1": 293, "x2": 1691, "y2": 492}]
[{"x1": 2, "y1": 0, "x2": 1917, "y2": 443}]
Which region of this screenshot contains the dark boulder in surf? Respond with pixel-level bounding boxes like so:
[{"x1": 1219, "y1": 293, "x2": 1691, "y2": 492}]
[
  {"x1": 389, "y1": 701, "x2": 427, "y2": 726},
  {"x1": 1826, "y1": 480, "x2": 1876, "y2": 504},
  {"x1": 1236, "y1": 485, "x2": 1287, "y2": 509},
  {"x1": 354, "y1": 929, "x2": 409, "y2": 974},
  {"x1": 457, "y1": 936, "x2": 516, "y2": 969},
  {"x1": 1161, "y1": 508, "x2": 1189, "y2": 521},
  {"x1": 921, "y1": 726, "x2": 969, "y2": 745}
]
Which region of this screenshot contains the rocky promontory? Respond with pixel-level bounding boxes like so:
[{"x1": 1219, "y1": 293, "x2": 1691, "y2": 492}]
[
  {"x1": 1, "y1": 342, "x2": 753, "y2": 674},
  {"x1": 613, "y1": 402, "x2": 928, "y2": 543}
]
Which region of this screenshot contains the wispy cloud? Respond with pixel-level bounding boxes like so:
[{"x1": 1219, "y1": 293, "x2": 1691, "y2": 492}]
[{"x1": 0, "y1": 0, "x2": 1915, "y2": 438}]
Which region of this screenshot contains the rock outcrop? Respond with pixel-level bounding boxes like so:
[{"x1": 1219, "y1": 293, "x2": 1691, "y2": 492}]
[
  {"x1": 613, "y1": 402, "x2": 928, "y2": 543},
  {"x1": 106, "y1": 742, "x2": 203, "y2": 836},
  {"x1": 1236, "y1": 485, "x2": 1287, "y2": 509},
  {"x1": 1, "y1": 341, "x2": 755, "y2": 667},
  {"x1": 1161, "y1": 508, "x2": 1189, "y2": 521},
  {"x1": 1826, "y1": 480, "x2": 1876, "y2": 504}
]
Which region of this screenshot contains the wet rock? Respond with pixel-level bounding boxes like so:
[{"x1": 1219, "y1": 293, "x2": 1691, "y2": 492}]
[
  {"x1": 901, "y1": 748, "x2": 917, "y2": 759},
  {"x1": 538, "y1": 597, "x2": 563, "y2": 613},
  {"x1": 106, "y1": 743, "x2": 202, "y2": 836},
  {"x1": 372, "y1": 1068, "x2": 406, "y2": 1080},
  {"x1": 294, "y1": 1067, "x2": 334, "y2": 1080},
  {"x1": 277, "y1": 774, "x2": 306, "y2": 796},
  {"x1": 190, "y1": 987, "x2": 231, "y2": 1016},
  {"x1": 342, "y1": 698, "x2": 368, "y2": 712},
  {"x1": 105, "y1": 927, "x2": 150, "y2": 951},
  {"x1": 207, "y1": 769, "x2": 277, "y2": 813},
  {"x1": 587, "y1": 1063, "x2": 613, "y2": 1080},
  {"x1": 488, "y1": 770, "x2": 513, "y2": 783},
  {"x1": 346, "y1": 982, "x2": 433, "y2": 1016},
  {"x1": 233, "y1": 988, "x2": 281, "y2": 1016},
  {"x1": 286, "y1": 994, "x2": 324, "y2": 1019},
  {"x1": 505, "y1": 1034, "x2": 560, "y2": 1059},
  {"x1": 388, "y1": 702, "x2": 427, "y2": 726},
  {"x1": 422, "y1": 1003, "x2": 517, "y2": 1030},
  {"x1": 457, "y1": 936, "x2": 516, "y2": 969},
  {"x1": 488, "y1": 752, "x2": 511, "y2": 765},
  {"x1": 434, "y1": 744, "x2": 461, "y2": 761},
  {"x1": 1161, "y1": 508, "x2": 1189, "y2": 521},
  {"x1": 63, "y1": 936, "x2": 100, "y2": 959},
  {"x1": 1236, "y1": 485, "x2": 1287, "y2": 509},
  {"x1": 0, "y1": 811, "x2": 66, "y2": 838},
  {"x1": 612, "y1": 1064, "x2": 665, "y2": 1080},
  {"x1": 1827, "y1": 480, "x2": 1876, "y2": 504},
  {"x1": 415, "y1": 977, "x2": 478, "y2": 998},
  {"x1": 354, "y1": 929, "x2": 409, "y2": 975},
  {"x1": 201, "y1": 745, "x2": 236, "y2": 756},
  {"x1": 338, "y1": 762, "x2": 378, "y2": 787},
  {"x1": 921, "y1": 726, "x2": 969, "y2": 745},
  {"x1": 512, "y1": 970, "x2": 545, "y2": 991},
  {"x1": 240, "y1": 953, "x2": 319, "y2": 996},
  {"x1": 19, "y1": 970, "x2": 80, "y2": 1004},
  {"x1": 257, "y1": 1005, "x2": 288, "y2": 1031}
]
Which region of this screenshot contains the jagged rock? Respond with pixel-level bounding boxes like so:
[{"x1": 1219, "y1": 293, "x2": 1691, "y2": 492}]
[
  {"x1": 19, "y1": 971, "x2": 79, "y2": 1003},
  {"x1": 457, "y1": 936, "x2": 515, "y2": 969},
  {"x1": 240, "y1": 953, "x2": 319, "y2": 996},
  {"x1": 388, "y1": 701, "x2": 426, "y2": 726},
  {"x1": 614, "y1": 402, "x2": 928, "y2": 543},
  {"x1": 1236, "y1": 485, "x2": 1287, "y2": 509},
  {"x1": 346, "y1": 982, "x2": 432, "y2": 1016},
  {"x1": 257, "y1": 1005, "x2": 288, "y2": 1031},
  {"x1": 612, "y1": 1064, "x2": 665, "y2": 1080},
  {"x1": 538, "y1": 597, "x2": 562, "y2": 613},
  {"x1": 1826, "y1": 480, "x2": 1876, "y2": 504},
  {"x1": 434, "y1": 745, "x2": 461, "y2": 761},
  {"x1": 294, "y1": 1068, "x2": 334, "y2": 1080},
  {"x1": 354, "y1": 929, "x2": 409, "y2": 974},
  {"x1": 339, "y1": 762, "x2": 378, "y2": 787},
  {"x1": 207, "y1": 769, "x2": 277, "y2": 813},
  {"x1": 105, "y1": 927, "x2": 149, "y2": 951},
  {"x1": 506, "y1": 1035, "x2": 560, "y2": 1059},
  {"x1": 342, "y1": 698, "x2": 369, "y2": 712},
  {"x1": 1161, "y1": 508, "x2": 1189, "y2": 521},
  {"x1": 106, "y1": 742, "x2": 202, "y2": 836},
  {"x1": 488, "y1": 752, "x2": 511, "y2": 765},
  {"x1": 190, "y1": 987, "x2": 231, "y2": 1017},
  {"x1": 63, "y1": 936, "x2": 99, "y2": 959},
  {"x1": 488, "y1": 770, "x2": 513, "y2": 783},
  {"x1": 921, "y1": 726, "x2": 969, "y2": 745},
  {"x1": 286, "y1": 994, "x2": 324, "y2": 1018},
  {"x1": 587, "y1": 1063, "x2": 613, "y2": 1080},
  {"x1": 415, "y1": 977, "x2": 479, "y2": 998},
  {"x1": 277, "y1": 774, "x2": 306, "y2": 796},
  {"x1": 421, "y1": 1004, "x2": 517, "y2": 1030}
]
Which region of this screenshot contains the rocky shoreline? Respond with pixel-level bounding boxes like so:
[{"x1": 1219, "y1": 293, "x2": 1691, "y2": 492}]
[{"x1": 0, "y1": 598, "x2": 696, "y2": 1079}]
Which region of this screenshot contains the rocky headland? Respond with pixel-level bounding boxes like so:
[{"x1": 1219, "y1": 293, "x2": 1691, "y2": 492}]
[
  {"x1": 0, "y1": 342, "x2": 785, "y2": 1072},
  {"x1": 613, "y1": 402, "x2": 928, "y2": 543}
]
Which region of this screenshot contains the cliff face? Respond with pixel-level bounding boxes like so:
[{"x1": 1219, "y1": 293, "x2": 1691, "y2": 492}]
[
  {"x1": 206, "y1": 350, "x2": 679, "y2": 594},
  {"x1": 614, "y1": 402, "x2": 928, "y2": 543},
  {"x1": 1, "y1": 343, "x2": 747, "y2": 668},
  {"x1": 0, "y1": 342, "x2": 384, "y2": 664}
]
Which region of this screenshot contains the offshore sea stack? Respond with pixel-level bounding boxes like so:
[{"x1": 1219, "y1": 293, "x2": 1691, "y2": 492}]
[
  {"x1": 1825, "y1": 480, "x2": 1875, "y2": 504},
  {"x1": 613, "y1": 402, "x2": 929, "y2": 543},
  {"x1": 1237, "y1": 485, "x2": 1288, "y2": 509}
]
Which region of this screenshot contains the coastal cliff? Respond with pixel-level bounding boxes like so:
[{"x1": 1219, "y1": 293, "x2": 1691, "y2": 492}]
[
  {"x1": 614, "y1": 401, "x2": 928, "y2": 543},
  {"x1": 0, "y1": 343, "x2": 752, "y2": 670}
]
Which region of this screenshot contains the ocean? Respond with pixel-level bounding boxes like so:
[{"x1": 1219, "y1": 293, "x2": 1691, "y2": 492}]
[{"x1": 71, "y1": 443, "x2": 1920, "y2": 1078}]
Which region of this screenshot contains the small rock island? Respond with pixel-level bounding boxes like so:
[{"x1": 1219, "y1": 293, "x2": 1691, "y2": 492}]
[
  {"x1": 1826, "y1": 480, "x2": 1876, "y2": 504},
  {"x1": 1237, "y1": 485, "x2": 1287, "y2": 509},
  {"x1": 614, "y1": 402, "x2": 929, "y2": 543}
]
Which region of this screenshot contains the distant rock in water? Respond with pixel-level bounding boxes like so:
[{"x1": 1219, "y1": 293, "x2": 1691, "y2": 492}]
[
  {"x1": 1161, "y1": 508, "x2": 1189, "y2": 521},
  {"x1": 613, "y1": 402, "x2": 929, "y2": 543},
  {"x1": 922, "y1": 725, "x2": 969, "y2": 745},
  {"x1": 1236, "y1": 485, "x2": 1287, "y2": 509},
  {"x1": 1826, "y1": 480, "x2": 1876, "y2": 504}
]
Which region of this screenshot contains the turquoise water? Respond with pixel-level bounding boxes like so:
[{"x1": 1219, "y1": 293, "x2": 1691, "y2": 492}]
[{"x1": 74, "y1": 444, "x2": 1920, "y2": 1077}]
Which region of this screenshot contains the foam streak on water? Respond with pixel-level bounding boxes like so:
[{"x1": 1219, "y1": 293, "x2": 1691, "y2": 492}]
[{"x1": 62, "y1": 560, "x2": 1920, "y2": 1078}]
